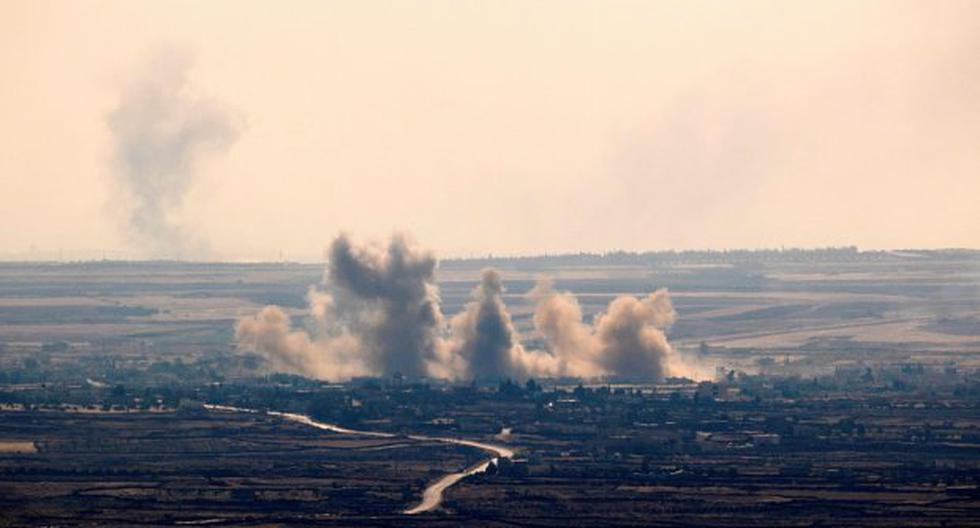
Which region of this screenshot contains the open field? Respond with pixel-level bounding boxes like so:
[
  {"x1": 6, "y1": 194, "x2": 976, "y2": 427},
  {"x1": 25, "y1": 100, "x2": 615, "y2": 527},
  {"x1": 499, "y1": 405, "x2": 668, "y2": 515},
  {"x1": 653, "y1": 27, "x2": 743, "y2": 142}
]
[
  {"x1": 0, "y1": 409, "x2": 485, "y2": 526},
  {"x1": 1, "y1": 249, "x2": 979, "y2": 525},
  {"x1": 1, "y1": 250, "x2": 977, "y2": 376},
  {"x1": 3, "y1": 378, "x2": 979, "y2": 527}
]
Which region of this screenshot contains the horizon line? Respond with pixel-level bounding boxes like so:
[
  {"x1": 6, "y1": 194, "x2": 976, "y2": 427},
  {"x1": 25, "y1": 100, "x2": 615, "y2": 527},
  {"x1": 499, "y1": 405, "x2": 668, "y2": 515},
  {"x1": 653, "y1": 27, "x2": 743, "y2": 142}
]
[{"x1": 1, "y1": 246, "x2": 978, "y2": 266}]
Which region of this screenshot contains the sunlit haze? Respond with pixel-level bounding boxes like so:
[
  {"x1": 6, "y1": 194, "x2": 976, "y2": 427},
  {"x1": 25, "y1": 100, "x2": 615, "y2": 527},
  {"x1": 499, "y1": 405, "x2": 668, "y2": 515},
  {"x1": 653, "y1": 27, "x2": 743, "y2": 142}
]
[{"x1": 2, "y1": 0, "x2": 978, "y2": 260}]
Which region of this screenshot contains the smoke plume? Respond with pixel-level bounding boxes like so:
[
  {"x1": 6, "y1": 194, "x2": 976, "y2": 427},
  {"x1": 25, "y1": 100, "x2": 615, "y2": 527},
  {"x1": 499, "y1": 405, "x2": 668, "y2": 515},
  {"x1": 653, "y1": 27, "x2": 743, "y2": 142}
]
[
  {"x1": 236, "y1": 234, "x2": 698, "y2": 382},
  {"x1": 107, "y1": 48, "x2": 243, "y2": 257},
  {"x1": 237, "y1": 234, "x2": 448, "y2": 380},
  {"x1": 592, "y1": 291, "x2": 677, "y2": 381},
  {"x1": 443, "y1": 269, "x2": 545, "y2": 380},
  {"x1": 235, "y1": 305, "x2": 370, "y2": 380},
  {"x1": 527, "y1": 280, "x2": 682, "y2": 381},
  {"x1": 527, "y1": 279, "x2": 605, "y2": 377},
  {"x1": 325, "y1": 233, "x2": 445, "y2": 377}
]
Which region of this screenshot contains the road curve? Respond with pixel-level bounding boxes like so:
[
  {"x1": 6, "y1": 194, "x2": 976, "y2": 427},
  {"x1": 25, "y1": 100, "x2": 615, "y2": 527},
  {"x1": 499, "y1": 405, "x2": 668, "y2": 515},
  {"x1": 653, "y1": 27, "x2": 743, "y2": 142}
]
[{"x1": 204, "y1": 404, "x2": 514, "y2": 514}]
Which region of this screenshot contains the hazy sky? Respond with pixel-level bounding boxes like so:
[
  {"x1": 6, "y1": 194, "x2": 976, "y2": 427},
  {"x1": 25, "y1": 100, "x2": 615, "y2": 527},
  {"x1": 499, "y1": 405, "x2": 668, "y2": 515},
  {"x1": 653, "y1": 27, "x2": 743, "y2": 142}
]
[{"x1": 2, "y1": 1, "x2": 978, "y2": 260}]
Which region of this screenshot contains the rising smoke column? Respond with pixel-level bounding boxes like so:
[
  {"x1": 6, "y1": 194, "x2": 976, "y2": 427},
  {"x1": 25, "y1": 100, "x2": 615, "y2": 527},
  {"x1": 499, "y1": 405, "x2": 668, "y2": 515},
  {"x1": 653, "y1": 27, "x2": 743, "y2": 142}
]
[
  {"x1": 528, "y1": 279, "x2": 682, "y2": 381},
  {"x1": 325, "y1": 233, "x2": 445, "y2": 378},
  {"x1": 527, "y1": 279, "x2": 604, "y2": 377},
  {"x1": 237, "y1": 233, "x2": 447, "y2": 380},
  {"x1": 236, "y1": 233, "x2": 694, "y2": 382},
  {"x1": 592, "y1": 290, "x2": 677, "y2": 381},
  {"x1": 443, "y1": 269, "x2": 557, "y2": 380},
  {"x1": 106, "y1": 48, "x2": 243, "y2": 257}
]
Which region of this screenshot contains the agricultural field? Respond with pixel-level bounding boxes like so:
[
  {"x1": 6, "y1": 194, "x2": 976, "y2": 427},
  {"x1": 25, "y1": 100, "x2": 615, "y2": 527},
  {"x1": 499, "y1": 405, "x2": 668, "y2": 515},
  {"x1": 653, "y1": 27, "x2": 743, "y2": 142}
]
[
  {"x1": 1, "y1": 249, "x2": 977, "y2": 377},
  {"x1": 1, "y1": 249, "x2": 978, "y2": 526}
]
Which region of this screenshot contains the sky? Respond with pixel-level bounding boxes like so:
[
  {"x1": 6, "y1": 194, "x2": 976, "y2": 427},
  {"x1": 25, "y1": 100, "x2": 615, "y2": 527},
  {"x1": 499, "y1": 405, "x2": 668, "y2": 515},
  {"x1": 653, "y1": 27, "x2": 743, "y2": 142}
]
[{"x1": 1, "y1": 0, "x2": 978, "y2": 261}]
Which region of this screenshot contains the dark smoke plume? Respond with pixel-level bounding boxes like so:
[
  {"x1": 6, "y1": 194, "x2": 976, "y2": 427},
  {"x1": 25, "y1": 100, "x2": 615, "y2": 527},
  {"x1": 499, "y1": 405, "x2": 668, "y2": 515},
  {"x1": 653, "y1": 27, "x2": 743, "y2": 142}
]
[
  {"x1": 444, "y1": 269, "x2": 527, "y2": 380},
  {"x1": 107, "y1": 48, "x2": 243, "y2": 257},
  {"x1": 325, "y1": 233, "x2": 445, "y2": 378},
  {"x1": 237, "y1": 234, "x2": 702, "y2": 382}
]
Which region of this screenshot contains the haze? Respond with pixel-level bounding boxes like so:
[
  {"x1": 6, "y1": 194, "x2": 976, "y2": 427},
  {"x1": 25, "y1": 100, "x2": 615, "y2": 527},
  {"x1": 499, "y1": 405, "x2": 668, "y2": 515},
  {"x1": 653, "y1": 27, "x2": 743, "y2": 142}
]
[{"x1": 1, "y1": 0, "x2": 978, "y2": 260}]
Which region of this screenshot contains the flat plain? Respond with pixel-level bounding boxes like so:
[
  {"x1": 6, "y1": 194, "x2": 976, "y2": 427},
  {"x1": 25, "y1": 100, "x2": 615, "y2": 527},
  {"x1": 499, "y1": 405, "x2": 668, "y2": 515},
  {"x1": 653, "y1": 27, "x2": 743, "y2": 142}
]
[{"x1": 1, "y1": 249, "x2": 978, "y2": 526}]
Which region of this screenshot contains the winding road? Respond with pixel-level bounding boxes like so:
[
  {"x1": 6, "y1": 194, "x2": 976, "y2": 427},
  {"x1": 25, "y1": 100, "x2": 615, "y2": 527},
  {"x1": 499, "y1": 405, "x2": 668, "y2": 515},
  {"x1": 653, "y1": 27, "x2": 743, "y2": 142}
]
[{"x1": 204, "y1": 404, "x2": 514, "y2": 514}]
